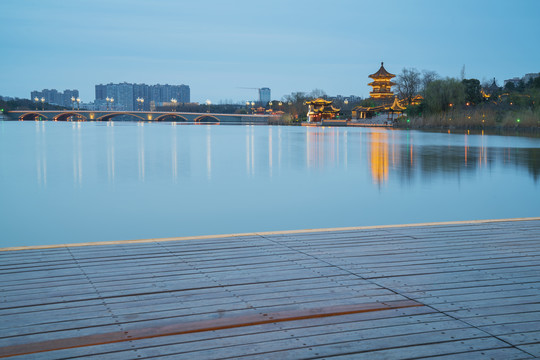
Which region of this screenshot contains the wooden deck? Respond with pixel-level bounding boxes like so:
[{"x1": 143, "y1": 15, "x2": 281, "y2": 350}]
[{"x1": 1, "y1": 218, "x2": 540, "y2": 359}]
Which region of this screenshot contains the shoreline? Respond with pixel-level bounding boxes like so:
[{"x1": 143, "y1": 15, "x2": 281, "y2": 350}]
[{"x1": 2, "y1": 217, "x2": 539, "y2": 252}]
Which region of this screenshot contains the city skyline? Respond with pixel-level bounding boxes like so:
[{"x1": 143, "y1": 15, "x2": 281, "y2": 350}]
[{"x1": 1, "y1": 0, "x2": 539, "y2": 103}]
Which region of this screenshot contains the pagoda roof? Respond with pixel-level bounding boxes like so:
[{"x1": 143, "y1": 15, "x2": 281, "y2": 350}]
[
  {"x1": 312, "y1": 105, "x2": 340, "y2": 114},
  {"x1": 368, "y1": 80, "x2": 397, "y2": 87},
  {"x1": 305, "y1": 98, "x2": 333, "y2": 105},
  {"x1": 369, "y1": 62, "x2": 396, "y2": 79},
  {"x1": 390, "y1": 97, "x2": 406, "y2": 111}
]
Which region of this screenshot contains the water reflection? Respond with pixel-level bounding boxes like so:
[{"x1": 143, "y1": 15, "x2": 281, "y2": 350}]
[
  {"x1": 369, "y1": 132, "x2": 389, "y2": 184},
  {"x1": 246, "y1": 126, "x2": 255, "y2": 176},
  {"x1": 138, "y1": 122, "x2": 145, "y2": 182},
  {"x1": 36, "y1": 121, "x2": 47, "y2": 187},
  {"x1": 171, "y1": 124, "x2": 177, "y2": 182},
  {"x1": 206, "y1": 125, "x2": 212, "y2": 180},
  {"x1": 23, "y1": 124, "x2": 540, "y2": 186},
  {"x1": 107, "y1": 122, "x2": 115, "y2": 183}
]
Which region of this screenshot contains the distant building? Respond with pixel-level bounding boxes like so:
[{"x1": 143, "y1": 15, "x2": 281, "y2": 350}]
[
  {"x1": 30, "y1": 89, "x2": 79, "y2": 108},
  {"x1": 259, "y1": 87, "x2": 271, "y2": 104},
  {"x1": 504, "y1": 77, "x2": 521, "y2": 88},
  {"x1": 95, "y1": 82, "x2": 190, "y2": 111},
  {"x1": 504, "y1": 72, "x2": 540, "y2": 88},
  {"x1": 523, "y1": 73, "x2": 540, "y2": 84}
]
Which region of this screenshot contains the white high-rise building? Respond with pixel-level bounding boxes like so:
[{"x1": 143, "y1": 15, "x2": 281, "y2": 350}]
[{"x1": 259, "y1": 88, "x2": 271, "y2": 104}]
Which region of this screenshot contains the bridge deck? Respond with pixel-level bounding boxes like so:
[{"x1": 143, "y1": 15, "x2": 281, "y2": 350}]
[{"x1": 1, "y1": 219, "x2": 540, "y2": 359}]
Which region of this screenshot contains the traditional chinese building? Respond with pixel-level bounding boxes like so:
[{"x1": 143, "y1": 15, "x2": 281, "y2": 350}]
[
  {"x1": 352, "y1": 96, "x2": 405, "y2": 120},
  {"x1": 306, "y1": 98, "x2": 340, "y2": 122},
  {"x1": 351, "y1": 62, "x2": 405, "y2": 122},
  {"x1": 368, "y1": 62, "x2": 396, "y2": 99}
]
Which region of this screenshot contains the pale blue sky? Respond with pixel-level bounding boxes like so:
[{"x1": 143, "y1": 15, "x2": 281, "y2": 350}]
[{"x1": 1, "y1": 0, "x2": 539, "y2": 103}]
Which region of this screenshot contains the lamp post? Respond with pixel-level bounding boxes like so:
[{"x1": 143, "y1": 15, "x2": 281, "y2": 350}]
[
  {"x1": 278, "y1": 101, "x2": 283, "y2": 112},
  {"x1": 106, "y1": 97, "x2": 110, "y2": 111},
  {"x1": 171, "y1": 98, "x2": 177, "y2": 112},
  {"x1": 41, "y1": 97, "x2": 45, "y2": 111},
  {"x1": 110, "y1": 97, "x2": 114, "y2": 111},
  {"x1": 205, "y1": 99, "x2": 211, "y2": 113},
  {"x1": 268, "y1": 101, "x2": 273, "y2": 111},
  {"x1": 34, "y1": 97, "x2": 39, "y2": 110},
  {"x1": 76, "y1": 98, "x2": 81, "y2": 110},
  {"x1": 251, "y1": 101, "x2": 255, "y2": 114},
  {"x1": 71, "y1": 96, "x2": 76, "y2": 110},
  {"x1": 136, "y1": 97, "x2": 144, "y2": 111}
]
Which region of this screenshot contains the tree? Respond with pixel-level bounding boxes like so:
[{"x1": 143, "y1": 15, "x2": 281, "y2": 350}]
[
  {"x1": 307, "y1": 89, "x2": 327, "y2": 99},
  {"x1": 395, "y1": 68, "x2": 421, "y2": 104},
  {"x1": 504, "y1": 82, "x2": 516, "y2": 92},
  {"x1": 462, "y1": 79, "x2": 482, "y2": 105},
  {"x1": 424, "y1": 78, "x2": 465, "y2": 113},
  {"x1": 282, "y1": 91, "x2": 308, "y2": 120},
  {"x1": 421, "y1": 70, "x2": 439, "y2": 94}
]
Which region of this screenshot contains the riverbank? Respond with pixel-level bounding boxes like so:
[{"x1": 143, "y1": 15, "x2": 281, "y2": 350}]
[{"x1": 393, "y1": 108, "x2": 540, "y2": 132}]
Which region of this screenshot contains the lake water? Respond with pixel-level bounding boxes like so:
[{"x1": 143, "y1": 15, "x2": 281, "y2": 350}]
[{"x1": 1, "y1": 121, "x2": 539, "y2": 248}]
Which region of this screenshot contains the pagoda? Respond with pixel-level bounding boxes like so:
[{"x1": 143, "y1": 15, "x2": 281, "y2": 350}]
[
  {"x1": 368, "y1": 62, "x2": 396, "y2": 99},
  {"x1": 305, "y1": 98, "x2": 340, "y2": 122}
]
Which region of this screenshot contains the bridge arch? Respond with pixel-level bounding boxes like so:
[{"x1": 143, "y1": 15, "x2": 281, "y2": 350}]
[
  {"x1": 97, "y1": 112, "x2": 146, "y2": 121},
  {"x1": 194, "y1": 115, "x2": 220, "y2": 123},
  {"x1": 53, "y1": 112, "x2": 88, "y2": 121},
  {"x1": 19, "y1": 112, "x2": 49, "y2": 121},
  {"x1": 154, "y1": 114, "x2": 189, "y2": 122}
]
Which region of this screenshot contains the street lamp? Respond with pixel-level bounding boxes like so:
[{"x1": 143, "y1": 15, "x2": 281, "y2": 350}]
[
  {"x1": 171, "y1": 98, "x2": 177, "y2": 112},
  {"x1": 205, "y1": 99, "x2": 211, "y2": 113},
  {"x1": 136, "y1": 97, "x2": 144, "y2": 111},
  {"x1": 76, "y1": 98, "x2": 81, "y2": 110},
  {"x1": 110, "y1": 97, "x2": 114, "y2": 111},
  {"x1": 71, "y1": 96, "x2": 76, "y2": 110},
  {"x1": 34, "y1": 97, "x2": 39, "y2": 110},
  {"x1": 251, "y1": 101, "x2": 255, "y2": 114},
  {"x1": 41, "y1": 97, "x2": 45, "y2": 111},
  {"x1": 106, "y1": 97, "x2": 110, "y2": 110}
]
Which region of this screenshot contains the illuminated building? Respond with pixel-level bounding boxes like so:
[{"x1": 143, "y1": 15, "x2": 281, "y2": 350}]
[
  {"x1": 350, "y1": 62, "x2": 406, "y2": 122},
  {"x1": 368, "y1": 62, "x2": 396, "y2": 99},
  {"x1": 306, "y1": 98, "x2": 340, "y2": 122},
  {"x1": 352, "y1": 96, "x2": 405, "y2": 120}
]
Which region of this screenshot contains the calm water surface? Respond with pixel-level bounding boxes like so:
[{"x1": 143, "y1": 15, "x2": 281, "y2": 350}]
[{"x1": 1, "y1": 121, "x2": 539, "y2": 248}]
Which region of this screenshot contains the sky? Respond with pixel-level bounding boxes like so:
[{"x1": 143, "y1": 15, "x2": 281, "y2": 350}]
[{"x1": 1, "y1": 0, "x2": 539, "y2": 104}]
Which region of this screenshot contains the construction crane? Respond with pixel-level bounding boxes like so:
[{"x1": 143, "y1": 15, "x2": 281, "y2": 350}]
[{"x1": 237, "y1": 87, "x2": 261, "y2": 101}]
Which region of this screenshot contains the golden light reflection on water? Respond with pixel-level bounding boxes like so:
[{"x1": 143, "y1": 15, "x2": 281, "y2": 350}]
[{"x1": 369, "y1": 131, "x2": 389, "y2": 184}]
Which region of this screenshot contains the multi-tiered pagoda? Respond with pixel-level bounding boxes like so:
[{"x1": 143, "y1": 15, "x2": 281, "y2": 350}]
[
  {"x1": 351, "y1": 62, "x2": 405, "y2": 122},
  {"x1": 368, "y1": 62, "x2": 396, "y2": 99}
]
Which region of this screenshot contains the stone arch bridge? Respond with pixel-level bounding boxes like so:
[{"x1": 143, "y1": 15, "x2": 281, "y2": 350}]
[{"x1": 5, "y1": 110, "x2": 274, "y2": 124}]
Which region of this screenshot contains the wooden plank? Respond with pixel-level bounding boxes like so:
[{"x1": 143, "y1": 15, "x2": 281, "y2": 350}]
[{"x1": 0, "y1": 300, "x2": 421, "y2": 358}]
